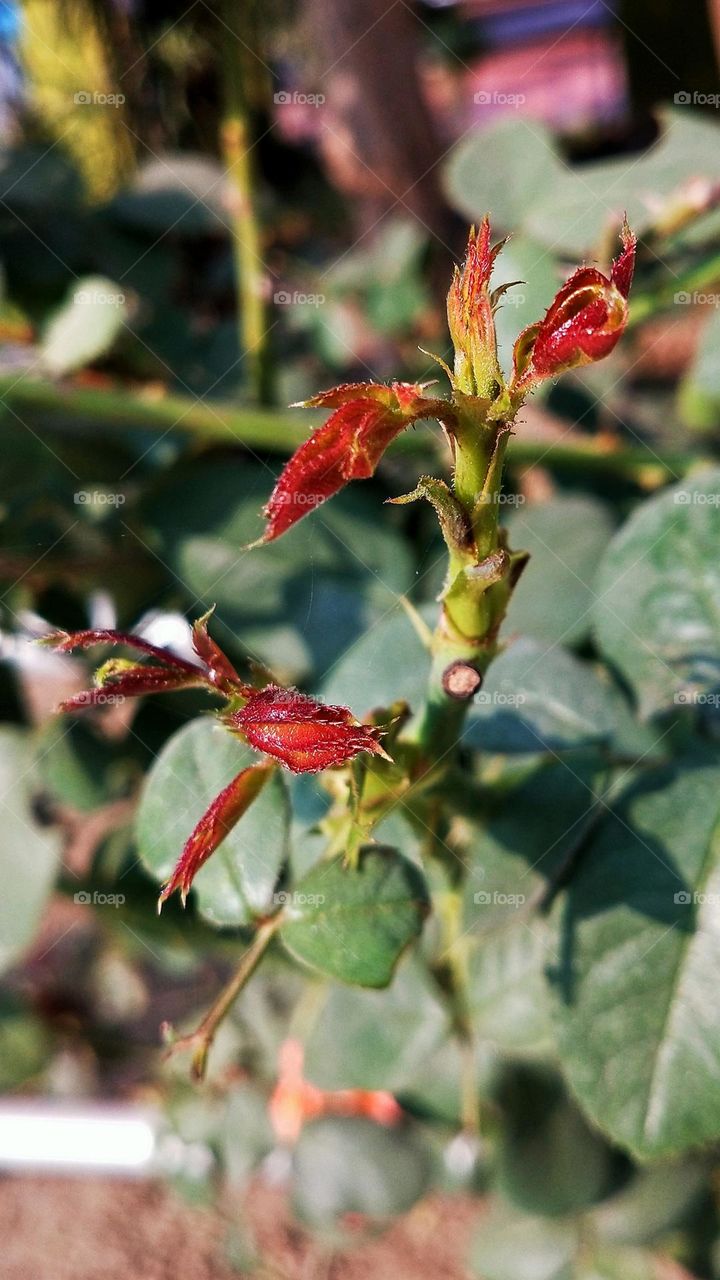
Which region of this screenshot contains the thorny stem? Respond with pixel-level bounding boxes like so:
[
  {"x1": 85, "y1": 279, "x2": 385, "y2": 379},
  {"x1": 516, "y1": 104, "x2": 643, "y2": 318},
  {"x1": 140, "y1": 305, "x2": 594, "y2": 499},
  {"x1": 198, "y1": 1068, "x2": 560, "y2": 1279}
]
[{"x1": 163, "y1": 916, "x2": 280, "y2": 1080}]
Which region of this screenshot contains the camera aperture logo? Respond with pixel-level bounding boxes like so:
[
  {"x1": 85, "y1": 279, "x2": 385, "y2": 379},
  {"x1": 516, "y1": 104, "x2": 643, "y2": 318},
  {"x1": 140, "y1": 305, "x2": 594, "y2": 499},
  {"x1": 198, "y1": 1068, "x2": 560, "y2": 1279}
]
[
  {"x1": 274, "y1": 90, "x2": 325, "y2": 108},
  {"x1": 273, "y1": 891, "x2": 326, "y2": 908},
  {"x1": 474, "y1": 89, "x2": 526, "y2": 108},
  {"x1": 474, "y1": 890, "x2": 526, "y2": 907},
  {"x1": 74, "y1": 491, "x2": 125, "y2": 508},
  {"x1": 274, "y1": 290, "x2": 325, "y2": 308},
  {"x1": 674, "y1": 890, "x2": 720, "y2": 905}
]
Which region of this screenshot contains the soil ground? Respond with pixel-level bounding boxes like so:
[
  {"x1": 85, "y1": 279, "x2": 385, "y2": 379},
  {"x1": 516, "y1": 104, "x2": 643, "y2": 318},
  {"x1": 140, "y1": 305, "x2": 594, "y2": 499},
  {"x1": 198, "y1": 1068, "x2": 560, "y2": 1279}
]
[{"x1": 0, "y1": 1176, "x2": 481, "y2": 1279}]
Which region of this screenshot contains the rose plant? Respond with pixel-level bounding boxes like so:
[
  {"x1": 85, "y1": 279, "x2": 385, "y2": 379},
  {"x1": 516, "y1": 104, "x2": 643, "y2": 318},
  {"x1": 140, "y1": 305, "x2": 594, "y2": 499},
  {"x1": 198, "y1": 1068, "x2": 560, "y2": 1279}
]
[{"x1": 39, "y1": 216, "x2": 720, "y2": 1275}]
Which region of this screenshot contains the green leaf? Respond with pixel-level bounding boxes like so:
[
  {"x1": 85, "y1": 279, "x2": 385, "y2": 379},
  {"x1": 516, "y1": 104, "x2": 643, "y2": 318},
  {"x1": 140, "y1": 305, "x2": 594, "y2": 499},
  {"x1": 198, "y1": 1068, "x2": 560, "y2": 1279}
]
[
  {"x1": 525, "y1": 108, "x2": 720, "y2": 257},
  {"x1": 470, "y1": 1204, "x2": 577, "y2": 1280},
  {"x1": 467, "y1": 638, "x2": 619, "y2": 754},
  {"x1": 320, "y1": 607, "x2": 430, "y2": 717},
  {"x1": 505, "y1": 496, "x2": 615, "y2": 648},
  {"x1": 0, "y1": 728, "x2": 61, "y2": 975},
  {"x1": 462, "y1": 755, "x2": 605, "y2": 937},
  {"x1": 40, "y1": 275, "x2": 128, "y2": 376},
  {"x1": 139, "y1": 459, "x2": 414, "y2": 682},
  {"x1": 593, "y1": 469, "x2": 720, "y2": 717},
  {"x1": 468, "y1": 921, "x2": 554, "y2": 1052},
  {"x1": 550, "y1": 747, "x2": 720, "y2": 1159},
  {"x1": 443, "y1": 118, "x2": 565, "y2": 233},
  {"x1": 136, "y1": 718, "x2": 290, "y2": 927},
  {"x1": 292, "y1": 1116, "x2": 432, "y2": 1227},
  {"x1": 494, "y1": 1063, "x2": 614, "y2": 1217},
  {"x1": 304, "y1": 957, "x2": 447, "y2": 1090},
  {"x1": 33, "y1": 718, "x2": 135, "y2": 813},
  {"x1": 279, "y1": 848, "x2": 429, "y2": 987},
  {"x1": 591, "y1": 1158, "x2": 707, "y2": 1246}
]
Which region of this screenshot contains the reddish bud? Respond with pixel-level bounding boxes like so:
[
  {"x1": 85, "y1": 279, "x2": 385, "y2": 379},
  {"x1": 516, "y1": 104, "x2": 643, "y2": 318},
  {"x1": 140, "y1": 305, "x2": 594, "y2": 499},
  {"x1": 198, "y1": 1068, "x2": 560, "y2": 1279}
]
[
  {"x1": 229, "y1": 685, "x2": 390, "y2": 773},
  {"x1": 158, "y1": 760, "x2": 274, "y2": 908},
  {"x1": 447, "y1": 217, "x2": 506, "y2": 397},
  {"x1": 511, "y1": 222, "x2": 636, "y2": 394},
  {"x1": 257, "y1": 382, "x2": 454, "y2": 544}
]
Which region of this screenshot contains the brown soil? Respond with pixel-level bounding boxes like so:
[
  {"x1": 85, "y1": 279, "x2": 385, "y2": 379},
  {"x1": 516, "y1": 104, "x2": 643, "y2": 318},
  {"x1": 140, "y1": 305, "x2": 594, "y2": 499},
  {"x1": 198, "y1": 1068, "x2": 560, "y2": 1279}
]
[{"x1": 0, "y1": 1176, "x2": 481, "y2": 1280}]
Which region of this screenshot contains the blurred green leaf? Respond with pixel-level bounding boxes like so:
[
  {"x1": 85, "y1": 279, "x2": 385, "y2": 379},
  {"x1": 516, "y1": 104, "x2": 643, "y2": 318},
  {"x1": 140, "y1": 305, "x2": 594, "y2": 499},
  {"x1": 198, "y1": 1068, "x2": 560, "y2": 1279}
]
[
  {"x1": 292, "y1": 1116, "x2": 432, "y2": 1227},
  {"x1": 494, "y1": 1063, "x2": 614, "y2": 1217},
  {"x1": 304, "y1": 956, "x2": 447, "y2": 1090},
  {"x1": 505, "y1": 496, "x2": 615, "y2": 648},
  {"x1": 320, "y1": 607, "x2": 430, "y2": 716},
  {"x1": 594, "y1": 469, "x2": 720, "y2": 717},
  {"x1": 525, "y1": 108, "x2": 720, "y2": 256},
  {"x1": 467, "y1": 638, "x2": 619, "y2": 754},
  {"x1": 444, "y1": 118, "x2": 564, "y2": 233},
  {"x1": 0, "y1": 727, "x2": 61, "y2": 974},
  {"x1": 468, "y1": 921, "x2": 554, "y2": 1053},
  {"x1": 139, "y1": 458, "x2": 414, "y2": 682},
  {"x1": 40, "y1": 275, "x2": 128, "y2": 376}
]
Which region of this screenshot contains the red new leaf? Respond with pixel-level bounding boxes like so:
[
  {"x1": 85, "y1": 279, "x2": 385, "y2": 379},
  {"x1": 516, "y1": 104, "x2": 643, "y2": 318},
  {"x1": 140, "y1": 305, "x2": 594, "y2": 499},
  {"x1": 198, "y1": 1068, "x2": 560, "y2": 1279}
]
[
  {"x1": 45, "y1": 628, "x2": 202, "y2": 675},
  {"x1": 58, "y1": 663, "x2": 206, "y2": 712},
  {"x1": 446, "y1": 216, "x2": 506, "y2": 397},
  {"x1": 256, "y1": 382, "x2": 454, "y2": 544},
  {"x1": 511, "y1": 222, "x2": 636, "y2": 394},
  {"x1": 191, "y1": 611, "x2": 249, "y2": 695},
  {"x1": 230, "y1": 685, "x2": 390, "y2": 772},
  {"x1": 158, "y1": 760, "x2": 274, "y2": 908}
]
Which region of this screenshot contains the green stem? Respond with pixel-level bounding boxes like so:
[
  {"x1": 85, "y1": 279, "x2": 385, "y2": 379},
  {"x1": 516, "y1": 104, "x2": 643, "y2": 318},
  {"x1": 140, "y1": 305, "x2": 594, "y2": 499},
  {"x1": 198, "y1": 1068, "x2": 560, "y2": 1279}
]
[
  {"x1": 164, "y1": 917, "x2": 279, "y2": 1080},
  {"x1": 219, "y1": 0, "x2": 269, "y2": 404},
  {"x1": 0, "y1": 376, "x2": 699, "y2": 480}
]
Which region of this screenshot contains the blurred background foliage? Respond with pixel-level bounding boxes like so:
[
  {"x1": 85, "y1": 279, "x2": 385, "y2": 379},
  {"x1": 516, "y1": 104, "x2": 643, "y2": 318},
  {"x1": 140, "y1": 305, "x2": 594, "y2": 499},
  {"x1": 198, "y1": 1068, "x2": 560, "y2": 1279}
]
[{"x1": 1, "y1": 1, "x2": 720, "y2": 1276}]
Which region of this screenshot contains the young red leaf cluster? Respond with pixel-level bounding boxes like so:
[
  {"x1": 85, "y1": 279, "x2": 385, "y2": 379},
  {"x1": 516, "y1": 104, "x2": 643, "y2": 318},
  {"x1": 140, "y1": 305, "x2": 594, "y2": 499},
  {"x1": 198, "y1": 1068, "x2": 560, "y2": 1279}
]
[
  {"x1": 49, "y1": 617, "x2": 390, "y2": 905},
  {"x1": 254, "y1": 218, "x2": 635, "y2": 550}
]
